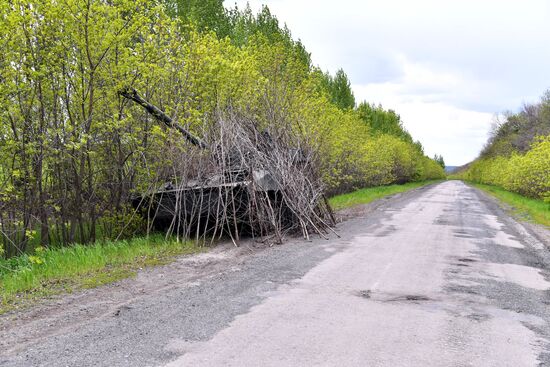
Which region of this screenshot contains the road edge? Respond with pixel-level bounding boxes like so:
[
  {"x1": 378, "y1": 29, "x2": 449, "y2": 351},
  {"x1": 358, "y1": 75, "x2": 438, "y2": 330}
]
[{"x1": 466, "y1": 182, "x2": 550, "y2": 250}]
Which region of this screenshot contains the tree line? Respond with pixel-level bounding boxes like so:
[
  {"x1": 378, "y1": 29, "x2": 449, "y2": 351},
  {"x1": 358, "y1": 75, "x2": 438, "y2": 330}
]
[
  {"x1": 457, "y1": 90, "x2": 550, "y2": 201},
  {"x1": 0, "y1": 0, "x2": 444, "y2": 257}
]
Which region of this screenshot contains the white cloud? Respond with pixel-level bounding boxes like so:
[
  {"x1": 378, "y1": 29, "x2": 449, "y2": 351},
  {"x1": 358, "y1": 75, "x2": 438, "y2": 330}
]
[
  {"x1": 353, "y1": 56, "x2": 494, "y2": 164},
  {"x1": 226, "y1": 0, "x2": 550, "y2": 165}
]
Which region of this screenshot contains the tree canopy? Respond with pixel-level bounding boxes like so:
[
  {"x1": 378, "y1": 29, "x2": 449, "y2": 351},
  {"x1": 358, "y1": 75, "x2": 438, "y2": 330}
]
[
  {"x1": 458, "y1": 90, "x2": 550, "y2": 202},
  {"x1": 322, "y1": 69, "x2": 356, "y2": 110},
  {"x1": 0, "y1": 0, "x2": 444, "y2": 257}
]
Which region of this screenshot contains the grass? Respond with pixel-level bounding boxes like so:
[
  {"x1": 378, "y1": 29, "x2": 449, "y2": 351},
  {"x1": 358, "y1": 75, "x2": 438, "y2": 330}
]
[
  {"x1": 470, "y1": 183, "x2": 550, "y2": 228},
  {"x1": 329, "y1": 180, "x2": 443, "y2": 210},
  {"x1": 0, "y1": 234, "x2": 202, "y2": 314}
]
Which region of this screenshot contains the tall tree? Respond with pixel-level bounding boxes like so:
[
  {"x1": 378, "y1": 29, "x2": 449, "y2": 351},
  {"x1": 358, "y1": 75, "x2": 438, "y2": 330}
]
[
  {"x1": 0, "y1": 0, "x2": 444, "y2": 257},
  {"x1": 356, "y1": 102, "x2": 413, "y2": 143},
  {"x1": 163, "y1": 0, "x2": 230, "y2": 36},
  {"x1": 434, "y1": 154, "x2": 445, "y2": 168},
  {"x1": 324, "y1": 69, "x2": 355, "y2": 110}
]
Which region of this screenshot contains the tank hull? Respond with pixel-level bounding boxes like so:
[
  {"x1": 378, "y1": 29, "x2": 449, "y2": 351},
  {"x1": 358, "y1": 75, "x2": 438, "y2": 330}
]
[{"x1": 133, "y1": 183, "x2": 290, "y2": 236}]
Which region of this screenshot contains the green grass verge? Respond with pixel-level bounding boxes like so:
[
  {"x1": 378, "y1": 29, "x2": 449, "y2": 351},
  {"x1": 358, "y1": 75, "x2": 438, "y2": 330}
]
[
  {"x1": 470, "y1": 183, "x2": 550, "y2": 228},
  {"x1": 0, "y1": 234, "x2": 202, "y2": 314},
  {"x1": 329, "y1": 180, "x2": 443, "y2": 210}
]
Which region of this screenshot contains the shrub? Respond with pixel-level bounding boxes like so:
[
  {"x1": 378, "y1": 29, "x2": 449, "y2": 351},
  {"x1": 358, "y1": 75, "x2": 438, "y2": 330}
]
[{"x1": 460, "y1": 135, "x2": 550, "y2": 201}]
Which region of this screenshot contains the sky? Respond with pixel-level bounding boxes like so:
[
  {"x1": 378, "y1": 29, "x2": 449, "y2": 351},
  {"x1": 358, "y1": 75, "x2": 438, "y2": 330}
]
[{"x1": 226, "y1": 0, "x2": 550, "y2": 165}]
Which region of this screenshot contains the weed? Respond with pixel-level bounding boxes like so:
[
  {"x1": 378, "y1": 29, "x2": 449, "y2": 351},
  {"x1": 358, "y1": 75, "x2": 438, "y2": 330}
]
[{"x1": 0, "y1": 234, "x2": 202, "y2": 314}]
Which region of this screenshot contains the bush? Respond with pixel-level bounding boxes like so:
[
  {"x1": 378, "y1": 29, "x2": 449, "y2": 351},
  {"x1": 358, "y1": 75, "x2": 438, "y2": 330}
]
[
  {"x1": 101, "y1": 207, "x2": 148, "y2": 240},
  {"x1": 460, "y1": 135, "x2": 550, "y2": 201}
]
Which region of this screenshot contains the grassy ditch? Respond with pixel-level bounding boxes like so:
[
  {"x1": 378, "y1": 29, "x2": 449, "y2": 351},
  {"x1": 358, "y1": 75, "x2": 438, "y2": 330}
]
[
  {"x1": 470, "y1": 183, "x2": 550, "y2": 228},
  {"x1": 329, "y1": 180, "x2": 443, "y2": 211},
  {"x1": 0, "y1": 235, "x2": 201, "y2": 314}
]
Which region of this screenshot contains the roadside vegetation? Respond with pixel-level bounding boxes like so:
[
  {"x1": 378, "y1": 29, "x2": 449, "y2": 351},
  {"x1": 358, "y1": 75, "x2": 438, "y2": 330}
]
[
  {"x1": 454, "y1": 90, "x2": 550, "y2": 203},
  {"x1": 329, "y1": 180, "x2": 442, "y2": 210},
  {"x1": 0, "y1": 1, "x2": 444, "y2": 261},
  {"x1": 452, "y1": 89, "x2": 549, "y2": 227},
  {"x1": 470, "y1": 183, "x2": 550, "y2": 228},
  {"x1": 0, "y1": 235, "x2": 200, "y2": 314}
]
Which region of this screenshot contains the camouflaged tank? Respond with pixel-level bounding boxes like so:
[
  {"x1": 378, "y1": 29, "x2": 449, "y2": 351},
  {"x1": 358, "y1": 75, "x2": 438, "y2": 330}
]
[{"x1": 120, "y1": 88, "x2": 285, "y2": 235}]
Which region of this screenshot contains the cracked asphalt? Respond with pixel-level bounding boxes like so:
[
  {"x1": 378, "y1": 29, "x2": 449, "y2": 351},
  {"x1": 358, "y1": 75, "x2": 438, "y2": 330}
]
[{"x1": 1, "y1": 180, "x2": 550, "y2": 366}]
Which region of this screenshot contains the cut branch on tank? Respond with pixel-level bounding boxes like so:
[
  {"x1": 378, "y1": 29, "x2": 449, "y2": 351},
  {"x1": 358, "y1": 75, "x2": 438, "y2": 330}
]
[{"x1": 119, "y1": 88, "x2": 336, "y2": 244}]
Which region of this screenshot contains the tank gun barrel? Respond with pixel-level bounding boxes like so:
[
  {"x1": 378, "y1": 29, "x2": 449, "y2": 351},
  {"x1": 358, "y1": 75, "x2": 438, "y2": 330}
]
[{"x1": 119, "y1": 87, "x2": 209, "y2": 150}]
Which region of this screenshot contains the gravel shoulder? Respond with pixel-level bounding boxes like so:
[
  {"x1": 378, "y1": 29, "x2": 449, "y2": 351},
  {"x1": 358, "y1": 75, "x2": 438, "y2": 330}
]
[{"x1": 467, "y1": 183, "x2": 550, "y2": 248}]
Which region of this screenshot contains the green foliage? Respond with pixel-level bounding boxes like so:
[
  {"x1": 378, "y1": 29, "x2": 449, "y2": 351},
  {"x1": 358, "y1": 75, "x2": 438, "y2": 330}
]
[
  {"x1": 482, "y1": 91, "x2": 550, "y2": 158},
  {"x1": 322, "y1": 69, "x2": 356, "y2": 110},
  {"x1": 163, "y1": 0, "x2": 230, "y2": 36},
  {"x1": 100, "y1": 207, "x2": 147, "y2": 240},
  {"x1": 0, "y1": 235, "x2": 201, "y2": 313},
  {"x1": 458, "y1": 89, "x2": 549, "y2": 203},
  {"x1": 0, "y1": 0, "x2": 443, "y2": 257},
  {"x1": 461, "y1": 136, "x2": 550, "y2": 201},
  {"x1": 433, "y1": 154, "x2": 445, "y2": 169},
  {"x1": 0, "y1": 0, "x2": 178, "y2": 253},
  {"x1": 356, "y1": 102, "x2": 414, "y2": 143}
]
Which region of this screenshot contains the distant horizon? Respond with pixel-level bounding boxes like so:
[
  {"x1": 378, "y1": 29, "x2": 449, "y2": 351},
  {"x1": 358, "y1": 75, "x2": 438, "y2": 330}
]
[{"x1": 228, "y1": 0, "x2": 550, "y2": 166}]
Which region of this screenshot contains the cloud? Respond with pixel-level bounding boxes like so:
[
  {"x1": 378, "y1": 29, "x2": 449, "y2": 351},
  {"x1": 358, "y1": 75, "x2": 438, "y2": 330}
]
[
  {"x1": 227, "y1": 0, "x2": 550, "y2": 165},
  {"x1": 353, "y1": 55, "x2": 494, "y2": 164}
]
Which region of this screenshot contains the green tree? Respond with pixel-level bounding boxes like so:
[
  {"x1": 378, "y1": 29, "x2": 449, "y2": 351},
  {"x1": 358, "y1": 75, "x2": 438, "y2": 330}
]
[
  {"x1": 323, "y1": 69, "x2": 355, "y2": 110},
  {"x1": 459, "y1": 89, "x2": 550, "y2": 202},
  {"x1": 356, "y1": 102, "x2": 413, "y2": 143},
  {"x1": 0, "y1": 0, "x2": 444, "y2": 257},
  {"x1": 434, "y1": 154, "x2": 445, "y2": 169},
  {"x1": 163, "y1": 0, "x2": 230, "y2": 36}
]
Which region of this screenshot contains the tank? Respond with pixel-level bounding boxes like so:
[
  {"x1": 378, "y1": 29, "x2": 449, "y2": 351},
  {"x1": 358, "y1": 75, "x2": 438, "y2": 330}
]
[{"x1": 120, "y1": 88, "x2": 289, "y2": 238}]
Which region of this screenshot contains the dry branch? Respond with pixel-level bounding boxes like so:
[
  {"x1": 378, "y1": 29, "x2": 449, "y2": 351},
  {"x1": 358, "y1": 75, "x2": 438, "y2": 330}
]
[{"x1": 121, "y1": 90, "x2": 335, "y2": 244}]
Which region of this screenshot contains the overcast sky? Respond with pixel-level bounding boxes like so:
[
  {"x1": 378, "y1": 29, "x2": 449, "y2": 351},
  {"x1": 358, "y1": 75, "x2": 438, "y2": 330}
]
[{"x1": 226, "y1": 0, "x2": 550, "y2": 165}]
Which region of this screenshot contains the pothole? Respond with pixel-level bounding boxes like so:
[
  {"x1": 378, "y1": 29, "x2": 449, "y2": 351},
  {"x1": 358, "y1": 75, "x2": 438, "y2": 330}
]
[
  {"x1": 403, "y1": 295, "x2": 431, "y2": 301},
  {"x1": 355, "y1": 290, "x2": 371, "y2": 299},
  {"x1": 467, "y1": 313, "x2": 490, "y2": 322},
  {"x1": 454, "y1": 234, "x2": 474, "y2": 238},
  {"x1": 354, "y1": 290, "x2": 433, "y2": 303},
  {"x1": 388, "y1": 294, "x2": 432, "y2": 302},
  {"x1": 458, "y1": 258, "x2": 477, "y2": 263}
]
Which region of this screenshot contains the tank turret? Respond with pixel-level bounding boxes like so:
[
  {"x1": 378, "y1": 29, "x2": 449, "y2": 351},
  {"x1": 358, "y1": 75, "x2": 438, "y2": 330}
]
[{"x1": 120, "y1": 88, "x2": 282, "y2": 237}]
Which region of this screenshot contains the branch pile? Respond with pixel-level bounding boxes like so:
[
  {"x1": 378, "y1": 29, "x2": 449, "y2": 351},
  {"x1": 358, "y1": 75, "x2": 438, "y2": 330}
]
[{"x1": 138, "y1": 108, "x2": 336, "y2": 245}]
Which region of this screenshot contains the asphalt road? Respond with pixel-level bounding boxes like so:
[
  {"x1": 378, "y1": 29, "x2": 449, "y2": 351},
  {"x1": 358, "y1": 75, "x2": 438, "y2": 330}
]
[{"x1": 1, "y1": 180, "x2": 550, "y2": 366}]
